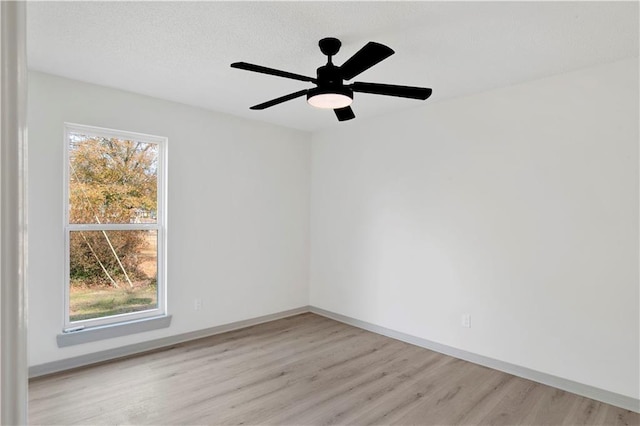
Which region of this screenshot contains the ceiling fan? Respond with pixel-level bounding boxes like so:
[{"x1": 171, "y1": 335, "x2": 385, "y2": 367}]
[{"x1": 231, "y1": 37, "x2": 432, "y2": 122}]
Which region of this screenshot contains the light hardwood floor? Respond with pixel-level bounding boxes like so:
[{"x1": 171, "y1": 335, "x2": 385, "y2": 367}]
[{"x1": 29, "y1": 313, "x2": 638, "y2": 425}]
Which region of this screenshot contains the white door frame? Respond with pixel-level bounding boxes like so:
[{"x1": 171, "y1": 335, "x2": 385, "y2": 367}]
[{"x1": 1, "y1": 1, "x2": 28, "y2": 424}]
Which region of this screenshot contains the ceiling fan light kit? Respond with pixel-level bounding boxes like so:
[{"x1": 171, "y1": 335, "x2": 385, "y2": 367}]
[
  {"x1": 307, "y1": 86, "x2": 353, "y2": 109},
  {"x1": 231, "y1": 37, "x2": 432, "y2": 122}
]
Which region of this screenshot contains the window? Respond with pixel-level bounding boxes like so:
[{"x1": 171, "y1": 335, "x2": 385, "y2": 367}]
[{"x1": 64, "y1": 123, "x2": 167, "y2": 330}]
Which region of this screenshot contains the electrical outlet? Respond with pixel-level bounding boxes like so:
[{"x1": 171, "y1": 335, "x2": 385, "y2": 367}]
[
  {"x1": 194, "y1": 298, "x2": 202, "y2": 311},
  {"x1": 461, "y1": 313, "x2": 471, "y2": 328}
]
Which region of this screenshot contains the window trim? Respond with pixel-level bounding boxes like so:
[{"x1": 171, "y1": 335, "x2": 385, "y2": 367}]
[
  {"x1": 63, "y1": 123, "x2": 168, "y2": 331},
  {"x1": 57, "y1": 315, "x2": 173, "y2": 347}
]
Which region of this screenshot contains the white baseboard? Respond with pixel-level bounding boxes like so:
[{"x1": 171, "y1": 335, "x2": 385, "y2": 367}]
[
  {"x1": 29, "y1": 306, "x2": 310, "y2": 378},
  {"x1": 30, "y1": 304, "x2": 639, "y2": 413},
  {"x1": 309, "y1": 306, "x2": 640, "y2": 413}
]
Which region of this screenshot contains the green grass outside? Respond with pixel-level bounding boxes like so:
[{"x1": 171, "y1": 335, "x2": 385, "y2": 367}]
[{"x1": 70, "y1": 285, "x2": 157, "y2": 322}]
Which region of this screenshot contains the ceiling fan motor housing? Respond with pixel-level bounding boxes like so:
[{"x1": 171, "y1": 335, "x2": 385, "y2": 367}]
[
  {"x1": 309, "y1": 62, "x2": 353, "y2": 109},
  {"x1": 316, "y1": 64, "x2": 344, "y2": 87}
]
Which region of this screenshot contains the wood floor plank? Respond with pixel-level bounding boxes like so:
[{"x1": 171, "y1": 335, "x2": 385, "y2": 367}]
[
  {"x1": 265, "y1": 346, "x2": 445, "y2": 425},
  {"x1": 521, "y1": 387, "x2": 582, "y2": 425},
  {"x1": 216, "y1": 338, "x2": 416, "y2": 424},
  {"x1": 478, "y1": 377, "x2": 549, "y2": 425},
  {"x1": 29, "y1": 313, "x2": 639, "y2": 425},
  {"x1": 338, "y1": 357, "x2": 468, "y2": 425},
  {"x1": 167, "y1": 329, "x2": 396, "y2": 424},
  {"x1": 388, "y1": 364, "x2": 516, "y2": 426}
]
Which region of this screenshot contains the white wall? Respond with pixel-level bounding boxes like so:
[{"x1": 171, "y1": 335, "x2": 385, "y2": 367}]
[
  {"x1": 310, "y1": 58, "x2": 639, "y2": 399},
  {"x1": 28, "y1": 72, "x2": 310, "y2": 366}
]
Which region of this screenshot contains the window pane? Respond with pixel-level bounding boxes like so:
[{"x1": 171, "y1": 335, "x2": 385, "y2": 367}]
[
  {"x1": 68, "y1": 132, "x2": 158, "y2": 224},
  {"x1": 69, "y1": 230, "x2": 158, "y2": 322}
]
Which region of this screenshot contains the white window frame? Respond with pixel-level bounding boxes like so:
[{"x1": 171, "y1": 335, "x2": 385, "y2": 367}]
[{"x1": 63, "y1": 123, "x2": 168, "y2": 330}]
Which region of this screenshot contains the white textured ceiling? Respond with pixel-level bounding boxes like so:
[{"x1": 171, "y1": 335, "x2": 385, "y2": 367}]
[{"x1": 27, "y1": 1, "x2": 639, "y2": 132}]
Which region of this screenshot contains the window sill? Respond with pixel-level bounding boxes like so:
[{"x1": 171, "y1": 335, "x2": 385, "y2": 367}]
[{"x1": 57, "y1": 315, "x2": 172, "y2": 347}]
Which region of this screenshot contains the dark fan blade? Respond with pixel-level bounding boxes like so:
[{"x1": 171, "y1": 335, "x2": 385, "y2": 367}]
[
  {"x1": 250, "y1": 89, "x2": 309, "y2": 110},
  {"x1": 231, "y1": 62, "x2": 316, "y2": 83},
  {"x1": 340, "y1": 42, "x2": 394, "y2": 80},
  {"x1": 351, "y1": 82, "x2": 432, "y2": 100},
  {"x1": 334, "y1": 106, "x2": 355, "y2": 122}
]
